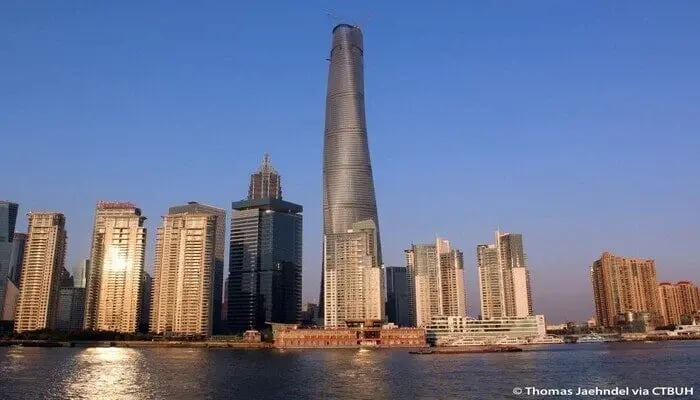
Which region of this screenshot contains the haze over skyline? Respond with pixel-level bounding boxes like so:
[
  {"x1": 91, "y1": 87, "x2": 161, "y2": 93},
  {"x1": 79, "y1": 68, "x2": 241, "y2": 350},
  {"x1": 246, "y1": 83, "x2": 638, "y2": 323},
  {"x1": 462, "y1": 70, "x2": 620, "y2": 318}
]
[{"x1": 3, "y1": 1, "x2": 699, "y2": 323}]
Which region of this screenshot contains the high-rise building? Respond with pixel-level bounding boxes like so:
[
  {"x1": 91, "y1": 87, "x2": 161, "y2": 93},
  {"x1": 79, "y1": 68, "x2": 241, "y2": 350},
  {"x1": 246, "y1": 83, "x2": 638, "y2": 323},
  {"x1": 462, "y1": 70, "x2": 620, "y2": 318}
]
[
  {"x1": 477, "y1": 231, "x2": 533, "y2": 319},
  {"x1": 140, "y1": 271, "x2": 152, "y2": 333},
  {"x1": 676, "y1": 281, "x2": 700, "y2": 316},
  {"x1": 657, "y1": 281, "x2": 700, "y2": 326},
  {"x1": 55, "y1": 287, "x2": 85, "y2": 332},
  {"x1": 590, "y1": 252, "x2": 661, "y2": 329},
  {"x1": 73, "y1": 259, "x2": 89, "y2": 289},
  {"x1": 320, "y1": 24, "x2": 382, "y2": 320},
  {"x1": 0, "y1": 201, "x2": 19, "y2": 319},
  {"x1": 658, "y1": 283, "x2": 682, "y2": 326},
  {"x1": 324, "y1": 220, "x2": 383, "y2": 327},
  {"x1": 248, "y1": 154, "x2": 281, "y2": 200},
  {"x1": 84, "y1": 202, "x2": 146, "y2": 333},
  {"x1": 8, "y1": 233, "x2": 27, "y2": 287},
  {"x1": 228, "y1": 160, "x2": 302, "y2": 333},
  {"x1": 385, "y1": 266, "x2": 410, "y2": 327},
  {"x1": 150, "y1": 209, "x2": 218, "y2": 336},
  {"x1": 405, "y1": 238, "x2": 466, "y2": 327},
  {"x1": 477, "y1": 244, "x2": 504, "y2": 319},
  {"x1": 14, "y1": 212, "x2": 67, "y2": 332}
]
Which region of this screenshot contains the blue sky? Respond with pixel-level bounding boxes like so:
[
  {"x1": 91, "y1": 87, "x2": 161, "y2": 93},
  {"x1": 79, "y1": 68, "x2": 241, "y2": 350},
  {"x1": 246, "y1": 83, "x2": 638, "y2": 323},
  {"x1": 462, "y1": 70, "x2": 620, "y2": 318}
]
[{"x1": 2, "y1": 1, "x2": 699, "y2": 323}]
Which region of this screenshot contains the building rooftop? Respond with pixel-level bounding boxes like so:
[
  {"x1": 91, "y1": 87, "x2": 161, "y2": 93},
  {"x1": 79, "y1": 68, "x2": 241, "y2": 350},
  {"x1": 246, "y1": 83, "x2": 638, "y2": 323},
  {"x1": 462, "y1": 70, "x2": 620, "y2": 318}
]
[{"x1": 232, "y1": 197, "x2": 302, "y2": 213}]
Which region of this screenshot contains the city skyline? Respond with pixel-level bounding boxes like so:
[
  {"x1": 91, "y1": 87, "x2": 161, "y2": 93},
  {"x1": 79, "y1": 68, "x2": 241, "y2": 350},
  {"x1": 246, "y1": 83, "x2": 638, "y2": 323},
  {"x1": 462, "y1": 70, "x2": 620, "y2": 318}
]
[{"x1": 3, "y1": 2, "x2": 700, "y2": 323}]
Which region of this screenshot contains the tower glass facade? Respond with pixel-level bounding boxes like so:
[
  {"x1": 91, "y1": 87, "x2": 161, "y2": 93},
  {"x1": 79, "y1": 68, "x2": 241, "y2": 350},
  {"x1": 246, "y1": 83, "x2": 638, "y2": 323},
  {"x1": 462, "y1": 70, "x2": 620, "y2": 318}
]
[
  {"x1": 0, "y1": 201, "x2": 19, "y2": 319},
  {"x1": 385, "y1": 266, "x2": 410, "y2": 327},
  {"x1": 321, "y1": 24, "x2": 382, "y2": 320}
]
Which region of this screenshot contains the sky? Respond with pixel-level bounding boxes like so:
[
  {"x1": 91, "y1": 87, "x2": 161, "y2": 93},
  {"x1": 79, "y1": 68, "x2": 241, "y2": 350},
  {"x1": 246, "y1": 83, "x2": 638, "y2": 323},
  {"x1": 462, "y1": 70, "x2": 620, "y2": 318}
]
[{"x1": 2, "y1": 1, "x2": 699, "y2": 323}]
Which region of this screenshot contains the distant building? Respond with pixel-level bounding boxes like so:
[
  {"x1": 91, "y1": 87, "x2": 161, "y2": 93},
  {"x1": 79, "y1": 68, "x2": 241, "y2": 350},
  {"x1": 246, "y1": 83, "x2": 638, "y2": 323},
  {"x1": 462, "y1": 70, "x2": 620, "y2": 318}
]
[
  {"x1": 591, "y1": 252, "x2": 661, "y2": 329},
  {"x1": 8, "y1": 233, "x2": 27, "y2": 288},
  {"x1": 324, "y1": 220, "x2": 383, "y2": 328},
  {"x1": 73, "y1": 259, "x2": 90, "y2": 289},
  {"x1": 55, "y1": 287, "x2": 85, "y2": 331},
  {"x1": 14, "y1": 212, "x2": 67, "y2": 332},
  {"x1": 140, "y1": 271, "x2": 152, "y2": 333},
  {"x1": 426, "y1": 315, "x2": 546, "y2": 346},
  {"x1": 477, "y1": 231, "x2": 533, "y2": 319},
  {"x1": 248, "y1": 154, "x2": 282, "y2": 200},
  {"x1": 405, "y1": 238, "x2": 466, "y2": 327},
  {"x1": 151, "y1": 207, "x2": 219, "y2": 337},
  {"x1": 1, "y1": 281, "x2": 19, "y2": 321},
  {"x1": 300, "y1": 302, "x2": 319, "y2": 326},
  {"x1": 0, "y1": 201, "x2": 19, "y2": 320},
  {"x1": 228, "y1": 160, "x2": 302, "y2": 333},
  {"x1": 385, "y1": 266, "x2": 410, "y2": 327},
  {"x1": 84, "y1": 202, "x2": 146, "y2": 333},
  {"x1": 658, "y1": 281, "x2": 700, "y2": 326}
]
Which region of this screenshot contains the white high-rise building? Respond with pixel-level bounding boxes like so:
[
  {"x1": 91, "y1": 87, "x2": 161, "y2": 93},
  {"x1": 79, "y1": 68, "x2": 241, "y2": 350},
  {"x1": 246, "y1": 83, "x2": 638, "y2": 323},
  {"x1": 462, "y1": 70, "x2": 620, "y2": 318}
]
[
  {"x1": 406, "y1": 237, "x2": 466, "y2": 327},
  {"x1": 323, "y1": 220, "x2": 383, "y2": 327},
  {"x1": 477, "y1": 231, "x2": 533, "y2": 320},
  {"x1": 14, "y1": 212, "x2": 66, "y2": 332},
  {"x1": 150, "y1": 209, "x2": 218, "y2": 336},
  {"x1": 85, "y1": 202, "x2": 146, "y2": 333}
]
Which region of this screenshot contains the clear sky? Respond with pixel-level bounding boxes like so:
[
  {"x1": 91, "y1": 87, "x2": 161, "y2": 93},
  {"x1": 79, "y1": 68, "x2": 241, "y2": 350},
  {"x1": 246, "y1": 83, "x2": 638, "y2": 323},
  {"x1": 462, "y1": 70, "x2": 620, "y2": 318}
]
[{"x1": 3, "y1": 1, "x2": 699, "y2": 323}]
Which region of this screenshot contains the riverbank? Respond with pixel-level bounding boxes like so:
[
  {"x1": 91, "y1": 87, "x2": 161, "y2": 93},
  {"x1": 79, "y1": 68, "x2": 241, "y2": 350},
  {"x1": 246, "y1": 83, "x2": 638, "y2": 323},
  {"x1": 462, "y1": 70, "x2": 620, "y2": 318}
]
[{"x1": 0, "y1": 340, "x2": 273, "y2": 348}]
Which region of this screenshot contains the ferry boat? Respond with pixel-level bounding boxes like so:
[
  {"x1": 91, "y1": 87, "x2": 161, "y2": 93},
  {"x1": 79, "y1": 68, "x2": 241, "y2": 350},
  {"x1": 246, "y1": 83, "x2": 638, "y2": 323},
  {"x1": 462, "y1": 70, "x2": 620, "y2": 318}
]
[
  {"x1": 577, "y1": 333, "x2": 607, "y2": 343},
  {"x1": 445, "y1": 338, "x2": 487, "y2": 346},
  {"x1": 528, "y1": 335, "x2": 565, "y2": 344},
  {"x1": 494, "y1": 337, "x2": 528, "y2": 345}
]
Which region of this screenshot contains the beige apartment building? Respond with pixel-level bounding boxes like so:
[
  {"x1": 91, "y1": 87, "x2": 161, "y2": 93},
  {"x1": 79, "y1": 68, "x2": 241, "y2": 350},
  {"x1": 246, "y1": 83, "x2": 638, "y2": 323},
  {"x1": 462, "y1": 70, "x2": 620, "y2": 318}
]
[
  {"x1": 658, "y1": 281, "x2": 700, "y2": 326},
  {"x1": 405, "y1": 238, "x2": 466, "y2": 327},
  {"x1": 84, "y1": 202, "x2": 146, "y2": 333},
  {"x1": 323, "y1": 220, "x2": 383, "y2": 328},
  {"x1": 14, "y1": 212, "x2": 66, "y2": 332},
  {"x1": 591, "y1": 252, "x2": 661, "y2": 329},
  {"x1": 150, "y1": 209, "x2": 218, "y2": 336}
]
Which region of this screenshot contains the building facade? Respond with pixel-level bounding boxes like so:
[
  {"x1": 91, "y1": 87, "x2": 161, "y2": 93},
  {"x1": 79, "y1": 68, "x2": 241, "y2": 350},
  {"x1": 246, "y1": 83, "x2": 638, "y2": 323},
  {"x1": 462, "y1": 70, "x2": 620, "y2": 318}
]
[
  {"x1": 249, "y1": 154, "x2": 281, "y2": 200},
  {"x1": 676, "y1": 281, "x2": 700, "y2": 316},
  {"x1": 385, "y1": 266, "x2": 410, "y2": 327},
  {"x1": 658, "y1": 281, "x2": 700, "y2": 326},
  {"x1": 55, "y1": 287, "x2": 86, "y2": 331},
  {"x1": 320, "y1": 24, "x2": 383, "y2": 320},
  {"x1": 84, "y1": 202, "x2": 146, "y2": 333},
  {"x1": 0, "y1": 201, "x2": 19, "y2": 320},
  {"x1": 477, "y1": 231, "x2": 533, "y2": 319},
  {"x1": 14, "y1": 212, "x2": 67, "y2": 332},
  {"x1": 591, "y1": 252, "x2": 661, "y2": 329},
  {"x1": 405, "y1": 238, "x2": 466, "y2": 327},
  {"x1": 324, "y1": 220, "x2": 383, "y2": 328},
  {"x1": 425, "y1": 315, "x2": 546, "y2": 346},
  {"x1": 72, "y1": 259, "x2": 89, "y2": 289},
  {"x1": 151, "y1": 210, "x2": 217, "y2": 336},
  {"x1": 228, "y1": 197, "x2": 303, "y2": 333}
]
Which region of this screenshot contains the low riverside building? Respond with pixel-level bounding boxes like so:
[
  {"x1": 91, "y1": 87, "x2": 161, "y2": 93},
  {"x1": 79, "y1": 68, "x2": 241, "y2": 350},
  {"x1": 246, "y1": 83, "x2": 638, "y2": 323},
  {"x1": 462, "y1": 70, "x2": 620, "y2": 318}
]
[
  {"x1": 273, "y1": 324, "x2": 426, "y2": 348},
  {"x1": 426, "y1": 315, "x2": 546, "y2": 346}
]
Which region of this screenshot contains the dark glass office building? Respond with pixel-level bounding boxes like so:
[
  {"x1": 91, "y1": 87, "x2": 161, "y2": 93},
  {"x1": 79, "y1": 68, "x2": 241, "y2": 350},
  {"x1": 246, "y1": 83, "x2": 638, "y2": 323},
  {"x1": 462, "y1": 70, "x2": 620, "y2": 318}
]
[
  {"x1": 0, "y1": 201, "x2": 19, "y2": 320},
  {"x1": 385, "y1": 266, "x2": 411, "y2": 327}
]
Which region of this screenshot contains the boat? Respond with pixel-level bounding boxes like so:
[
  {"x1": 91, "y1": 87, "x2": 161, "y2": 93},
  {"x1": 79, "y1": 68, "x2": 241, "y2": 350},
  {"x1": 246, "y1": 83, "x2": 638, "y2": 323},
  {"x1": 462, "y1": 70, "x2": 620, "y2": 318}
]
[
  {"x1": 444, "y1": 338, "x2": 487, "y2": 346},
  {"x1": 577, "y1": 333, "x2": 607, "y2": 343},
  {"x1": 359, "y1": 340, "x2": 378, "y2": 349},
  {"x1": 528, "y1": 335, "x2": 565, "y2": 344},
  {"x1": 494, "y1": 337, "x2": 528, "y2": 345}
]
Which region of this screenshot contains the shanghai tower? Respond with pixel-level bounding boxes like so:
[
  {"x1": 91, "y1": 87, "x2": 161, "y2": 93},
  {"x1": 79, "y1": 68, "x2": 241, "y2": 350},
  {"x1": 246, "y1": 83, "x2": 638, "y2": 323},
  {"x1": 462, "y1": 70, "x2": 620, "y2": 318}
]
[{"x1": 321, "y1": 24, "x2": 382, "y2": 320}]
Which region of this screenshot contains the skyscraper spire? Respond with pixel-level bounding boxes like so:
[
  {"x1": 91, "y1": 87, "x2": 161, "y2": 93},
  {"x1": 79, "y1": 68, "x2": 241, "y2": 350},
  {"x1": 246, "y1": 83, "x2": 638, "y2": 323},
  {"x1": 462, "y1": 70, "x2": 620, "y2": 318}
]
[{"x1": 248, "y1": 154, "x2": 281, "y2": 200}]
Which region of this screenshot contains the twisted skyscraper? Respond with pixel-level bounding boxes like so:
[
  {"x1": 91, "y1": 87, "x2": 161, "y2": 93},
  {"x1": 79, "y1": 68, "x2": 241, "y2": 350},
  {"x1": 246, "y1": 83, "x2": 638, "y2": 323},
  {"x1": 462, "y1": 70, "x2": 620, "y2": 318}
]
[{"x1": 321, "y1": 24, "x2": 383, "y2": 324}]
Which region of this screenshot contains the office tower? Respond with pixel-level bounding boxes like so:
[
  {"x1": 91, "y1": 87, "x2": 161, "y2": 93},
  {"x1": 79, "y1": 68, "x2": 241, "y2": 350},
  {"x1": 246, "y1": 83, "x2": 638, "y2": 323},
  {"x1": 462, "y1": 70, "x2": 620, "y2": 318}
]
[
  {"x1": 60, "y1": 266, "x2": 73, "y2": 287},
  {"x1": 222, "y1": 277, "x2": 228, "y2": 322},
  {"x1": 496, "y1": 231, "x2": 533, "y2": 317},
  {"x1": 676, "y1": 281, "x2": 700, "y2": 316},
  {"x1": 405, "y1": 238, "x2": 466, "y2": 327},
  {"x1": 591, "y1": 252, "x2": 661, "y2": 329},
  {"x1": 477, "y1": 244, "x2": 504, "y2": 319},
  {"x1": 84, "y1": 202, "x2": 146, "y2": 333},
  {"x1": 140, "y1": 271, "x2": 152, "y2": 333},
  {"x1": 658, "y1": 283, "x2": 682, "y2": 326},
  {"x1": 0, "y1": 201, "x2": 19, "y2": 319},
  {"x1": 167, "y1": 202, "x2": 226, "y2": 334},
  {"x1": 324, "y1": 220, "x2": 382, "y2": 327},
  {"x1": 72, "y1": 259, "x2": 89, "y2": 288},
  {"x1": 151, "y1": 209, "x2": 218, "y2": 336},
  {"x1": 249, "y1": 154, "x2": 281, "y2": 200},
  {"x1": 8, "y1": 233, "x2": 27, "y2": 287},
  {"x1": 14, "y1": 212, "x2": 67, "y2": 332},
  {"x1": 321, "y1": 24, "x2": 382, "y2": 320},
  {"x1": 229, "y1": 160, "x2": 302, "y2": 332},
  {"x1": 55, "y1": 287, "x2": 85, "y2": 331},
  {"x1": 385, "y1": 266, "x2": 410, "y2": 327}
]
